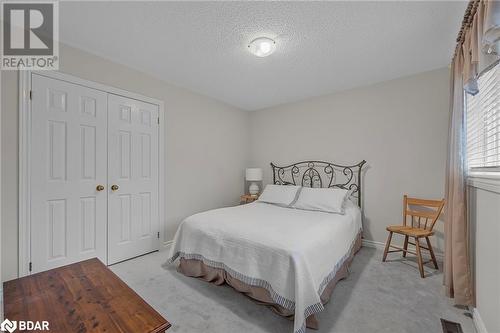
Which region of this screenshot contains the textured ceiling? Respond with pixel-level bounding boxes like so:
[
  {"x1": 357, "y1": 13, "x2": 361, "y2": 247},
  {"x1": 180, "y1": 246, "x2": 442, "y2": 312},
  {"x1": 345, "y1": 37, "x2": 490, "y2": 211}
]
[{"x1": 60, "y1": 1, "x2": 466, "y2": 111}]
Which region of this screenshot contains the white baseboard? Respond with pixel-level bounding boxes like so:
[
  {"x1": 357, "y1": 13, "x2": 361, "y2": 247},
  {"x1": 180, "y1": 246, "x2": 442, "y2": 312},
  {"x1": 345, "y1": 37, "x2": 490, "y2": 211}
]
[
  {"x1": 161, "y1": 237, "x2": 443, "y2": 259},
  {"x1": 472, "y1": 307, "x2": 488, "y2": 333},
  {"x1": 362, "y1": 239, "x2": 443, "y2": 260},
  {"x1": 362, "y1": 239, "x2": 385, "y2": 250},
  {"x1": 162, "y1": 240, "x2": 173, "y2": 250},
  {"x1": 1, "y1": 287, "x2": 3, "y2": 321}
]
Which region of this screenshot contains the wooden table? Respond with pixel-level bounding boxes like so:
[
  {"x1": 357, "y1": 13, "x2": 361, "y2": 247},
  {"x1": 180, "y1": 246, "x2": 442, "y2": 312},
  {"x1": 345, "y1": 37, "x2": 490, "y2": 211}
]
[{"x1": 4, "y1": 258, "x2": 170, "y2": 333}]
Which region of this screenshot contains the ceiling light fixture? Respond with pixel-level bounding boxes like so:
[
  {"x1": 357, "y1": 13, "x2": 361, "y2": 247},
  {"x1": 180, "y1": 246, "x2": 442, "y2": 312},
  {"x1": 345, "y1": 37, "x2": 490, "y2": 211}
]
[{"x1": 248, "y1": 37, "x2": 276, "y2": 57}]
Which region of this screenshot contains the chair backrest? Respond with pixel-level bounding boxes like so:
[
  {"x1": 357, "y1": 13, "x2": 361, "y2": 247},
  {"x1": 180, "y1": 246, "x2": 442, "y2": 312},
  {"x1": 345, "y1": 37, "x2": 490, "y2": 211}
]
[{"x1": 403, "y1": 195, "x2": 445, "y2": 231}]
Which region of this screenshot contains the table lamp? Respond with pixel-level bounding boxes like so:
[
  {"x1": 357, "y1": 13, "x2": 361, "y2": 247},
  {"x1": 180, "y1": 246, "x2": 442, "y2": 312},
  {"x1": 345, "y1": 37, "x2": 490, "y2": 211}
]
[{"x1": 245, "y1": 168, "x2": 263, "y2": 196}]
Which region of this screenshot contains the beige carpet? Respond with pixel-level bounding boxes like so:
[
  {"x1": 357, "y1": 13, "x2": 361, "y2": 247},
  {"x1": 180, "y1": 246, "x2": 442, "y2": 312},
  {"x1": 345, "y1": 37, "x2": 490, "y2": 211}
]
[{"x1": 110, "y1": 246, "x2": 475, "y2": 333}]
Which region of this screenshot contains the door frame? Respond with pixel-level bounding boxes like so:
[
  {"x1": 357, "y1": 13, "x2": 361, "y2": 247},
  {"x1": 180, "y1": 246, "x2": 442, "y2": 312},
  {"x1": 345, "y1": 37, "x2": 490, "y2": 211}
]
[{"x1": 18, "y1": 70, "x2": 166, "y2": 277}]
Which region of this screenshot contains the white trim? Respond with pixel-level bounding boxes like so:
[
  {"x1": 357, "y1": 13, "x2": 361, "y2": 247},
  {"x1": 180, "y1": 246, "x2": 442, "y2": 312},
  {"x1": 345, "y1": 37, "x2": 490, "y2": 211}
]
[
  {"x1": 0, "y1": 68, "x2": 2, "y2": 320},
  {"x1": 468, "y1": 171, "x2": 500, "y2": 180},
  {"x1": 469, "y1": 167, "x2": 500, "y2": 174},
  {"x1": 472, "y1": 307, "x2": 488, "y2": 333},
  {"x1": 468, "y1": 174, "x2": 500, "y2": 194},
  {"x1": 18, "y1": 71, "x2": 31, "y2": 277},
  {"x1": 31, "y1": 71, "x2": 163, "y2": 106},
  {"x1": 159, "y1": 100, "x2": 166, "y2": 245},
  {"x1": 162, "y1": 240, "x2": 173, "y2": 251},
  {"x1": 362, "y1": 239, "x2": 443, "y2": 260},
  {"x1": 0, "y1": 287, "x2": 3, "y2": 322},
  {"x1": 18, "y1": 70, "x2": 166, "y2": 277},
  {"x1": 362, "y1": 239, "x2": 385, "y2": 250}
]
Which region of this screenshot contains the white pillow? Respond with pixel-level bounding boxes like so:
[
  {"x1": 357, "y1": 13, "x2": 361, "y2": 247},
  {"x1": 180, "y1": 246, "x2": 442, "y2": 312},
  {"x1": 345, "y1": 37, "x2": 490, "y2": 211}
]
[
  {"x1": 292, "y1": 187, "x2": 350, "y2": 214},
  {"x1": 257, "y1": 185, "x2": 302, "y2": 207}
]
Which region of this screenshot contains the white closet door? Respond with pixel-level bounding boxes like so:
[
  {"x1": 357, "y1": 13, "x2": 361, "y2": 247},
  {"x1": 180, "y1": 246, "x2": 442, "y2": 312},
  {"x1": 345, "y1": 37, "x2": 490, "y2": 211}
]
[
  {"x1": 107, "y1": 94, "x2": 160, "y2": 264},
  {"x1": 30, "y1": 74, "x2": 108, "y2": 273}
]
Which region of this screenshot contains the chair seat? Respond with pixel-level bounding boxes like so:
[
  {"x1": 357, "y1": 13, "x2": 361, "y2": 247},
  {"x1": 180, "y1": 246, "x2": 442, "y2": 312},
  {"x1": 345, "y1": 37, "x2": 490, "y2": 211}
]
[{"x1": 386, "y1": 225, "x2": 434, "y2": 237}]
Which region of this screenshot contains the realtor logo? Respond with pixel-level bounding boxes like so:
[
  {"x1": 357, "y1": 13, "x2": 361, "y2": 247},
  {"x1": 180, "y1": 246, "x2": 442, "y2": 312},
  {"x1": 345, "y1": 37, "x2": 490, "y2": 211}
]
[
  {"x1": 0, "y1": 319, "x2": 17, "y2": 333},
  {"x1": 1, "y1": 1, "x2": 59, "y2": 70}
]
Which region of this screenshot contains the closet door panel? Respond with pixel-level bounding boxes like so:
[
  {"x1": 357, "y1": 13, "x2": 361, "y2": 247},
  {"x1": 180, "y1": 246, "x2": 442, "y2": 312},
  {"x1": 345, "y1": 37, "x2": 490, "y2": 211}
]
[
  {"x1": 107, "y1": 94, "x2": 159, "y2": 264},
  {"x1": 30, "y1": 75, "x2": 108, "y2": 273}
]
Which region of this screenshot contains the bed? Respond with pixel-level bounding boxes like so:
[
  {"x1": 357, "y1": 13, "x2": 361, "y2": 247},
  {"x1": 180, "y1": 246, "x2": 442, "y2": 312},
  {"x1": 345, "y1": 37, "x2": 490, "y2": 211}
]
[{"x1": 167, "y1": 160, "x2": 366, "y2": 333}]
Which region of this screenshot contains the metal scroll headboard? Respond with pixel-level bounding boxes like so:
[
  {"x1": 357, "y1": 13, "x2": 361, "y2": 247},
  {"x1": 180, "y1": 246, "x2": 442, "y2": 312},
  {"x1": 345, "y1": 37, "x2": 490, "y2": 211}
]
[{"x1": 270, "y1": 160, "x2": 367, "y2": 207}]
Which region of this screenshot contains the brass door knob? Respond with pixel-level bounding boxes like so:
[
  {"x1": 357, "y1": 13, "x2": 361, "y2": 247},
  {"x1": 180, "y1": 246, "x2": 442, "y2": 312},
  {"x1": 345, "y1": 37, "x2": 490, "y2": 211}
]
[
  {"x1": 96, "y1": 185, "x2": 105, "y2": 192},
  {"x1": 111, "y1": 184, "x2": 119, "y2": 191}
]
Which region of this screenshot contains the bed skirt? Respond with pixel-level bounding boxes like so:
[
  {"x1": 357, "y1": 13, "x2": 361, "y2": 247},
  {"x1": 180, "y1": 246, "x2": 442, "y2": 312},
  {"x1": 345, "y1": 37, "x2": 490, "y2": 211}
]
[{"x1": 177, "y1": 232, "x2": 362, "y2": 330}]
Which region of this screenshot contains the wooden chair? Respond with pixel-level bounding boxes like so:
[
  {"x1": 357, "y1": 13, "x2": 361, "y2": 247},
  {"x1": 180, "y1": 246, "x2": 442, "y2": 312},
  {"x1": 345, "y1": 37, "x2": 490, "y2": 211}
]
[{"x1": 382, "y1": 195, "x2": 445, "y2": 278}]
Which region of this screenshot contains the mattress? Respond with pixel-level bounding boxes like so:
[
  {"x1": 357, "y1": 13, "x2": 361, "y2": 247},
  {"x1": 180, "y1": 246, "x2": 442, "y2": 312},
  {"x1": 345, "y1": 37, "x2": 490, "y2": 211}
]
[
  {"x1": 167, "y1": 200, "x2": 362, "y2": 333},
  {"x1": 177, "y1": 232, "x2": 362, "y2": 330}
]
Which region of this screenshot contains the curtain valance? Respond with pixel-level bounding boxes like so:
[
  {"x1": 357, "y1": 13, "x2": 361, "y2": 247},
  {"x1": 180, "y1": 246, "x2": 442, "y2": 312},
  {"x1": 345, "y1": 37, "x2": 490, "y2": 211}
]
[{"x1": 456, "y1": 0, "x2": 500, "y2": 95}]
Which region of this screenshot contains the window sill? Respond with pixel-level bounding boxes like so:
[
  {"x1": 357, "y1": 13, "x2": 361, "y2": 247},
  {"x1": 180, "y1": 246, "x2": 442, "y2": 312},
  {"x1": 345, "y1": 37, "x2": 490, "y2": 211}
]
[{"x1": 467, "y1": 172, "x2": 500, "y2": 194}]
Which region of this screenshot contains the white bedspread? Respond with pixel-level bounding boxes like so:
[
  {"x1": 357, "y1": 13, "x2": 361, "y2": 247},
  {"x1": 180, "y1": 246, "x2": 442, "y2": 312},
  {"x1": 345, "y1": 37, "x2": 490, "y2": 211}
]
[{"x1": 167, "y1": 201, "x2": 362, "y2": 333}]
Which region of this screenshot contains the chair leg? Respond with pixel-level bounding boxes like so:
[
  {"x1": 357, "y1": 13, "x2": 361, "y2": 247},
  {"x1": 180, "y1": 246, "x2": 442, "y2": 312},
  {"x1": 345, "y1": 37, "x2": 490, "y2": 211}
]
[
  {"x1": 425, "y1": 237, "x2": 439, "y2": 269},
  {"x1": 382, "y1": 231, "x2": 393, "y2": 262},
  {"x1": 403, "y1": 235, "x2": 409, "y2": 258},
  {"x1": 415, "y1": 237, "x2": 425, "y2": 278}
]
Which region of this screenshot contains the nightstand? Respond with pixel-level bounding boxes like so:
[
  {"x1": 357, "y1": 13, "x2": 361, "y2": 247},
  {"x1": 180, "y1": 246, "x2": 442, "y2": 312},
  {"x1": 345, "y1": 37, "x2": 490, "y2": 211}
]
[{"x1": 240, "y1": 194, "x2": 259, "y2": 204}]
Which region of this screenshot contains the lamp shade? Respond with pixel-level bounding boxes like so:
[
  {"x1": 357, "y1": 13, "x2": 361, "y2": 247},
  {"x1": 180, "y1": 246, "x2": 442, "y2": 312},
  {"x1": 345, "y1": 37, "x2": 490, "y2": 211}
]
[{"x1": 245, "y1": 168, "x2": 263, "y2": 181}]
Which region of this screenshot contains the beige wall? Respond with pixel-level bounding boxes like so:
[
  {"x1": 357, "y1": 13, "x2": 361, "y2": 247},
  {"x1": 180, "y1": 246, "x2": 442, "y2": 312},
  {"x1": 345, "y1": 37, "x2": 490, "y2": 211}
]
[
  {"x1": 469, "y1": 183, "x2": 500, "y2": 333},
  {"x1": 249, "y1": 68, "x2": 450, "y2": 253},
  {"x1": 1, "y1": 47, "x2": 451, "y2": 282},
  {"x1": 1, "y1": 43, "x2": 250, "y2": 281}
]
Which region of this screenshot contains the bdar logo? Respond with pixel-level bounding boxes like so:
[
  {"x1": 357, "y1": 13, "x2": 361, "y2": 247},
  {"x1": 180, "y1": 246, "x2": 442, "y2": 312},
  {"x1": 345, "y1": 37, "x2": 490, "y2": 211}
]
[
  {"x1": 0, "y1": 319, "x2": 17, "y2": 333},
  {"x1": 0, "y1": 319, "x2": 50, "y2": 332}
]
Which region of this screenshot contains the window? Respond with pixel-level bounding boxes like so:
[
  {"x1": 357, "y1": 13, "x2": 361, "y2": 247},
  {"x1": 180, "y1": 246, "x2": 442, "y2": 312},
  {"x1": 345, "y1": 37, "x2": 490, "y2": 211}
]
[{"x1": 466, "y1": 62, "x2": 500, "y2": 171}]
